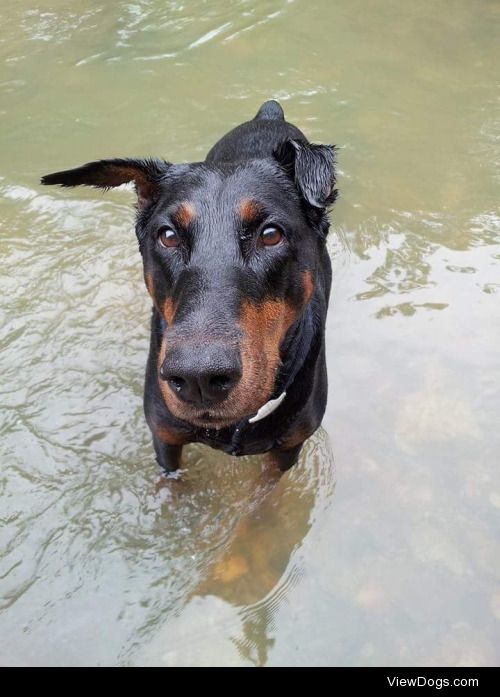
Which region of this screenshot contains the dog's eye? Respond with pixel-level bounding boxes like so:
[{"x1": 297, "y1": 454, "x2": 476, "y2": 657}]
[
  {"x1": 158, "y1": 226, "x2": 179, "y2": 249},
  {"x1": 260, "y1": 226, "x2": 283, "y2": 247}
]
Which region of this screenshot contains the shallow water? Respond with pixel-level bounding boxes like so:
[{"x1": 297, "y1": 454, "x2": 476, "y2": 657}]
[{"x1": 1, "y1": 0, "x2": 499, "y2": 667}]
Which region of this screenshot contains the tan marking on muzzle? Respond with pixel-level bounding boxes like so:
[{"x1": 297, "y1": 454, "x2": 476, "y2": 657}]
[
  {"x1": 235, "y1": 298, "x2": 297, "y2": 408},
  {"x1": 156, "y1": 299, "x2": 300, "y2": 428},
  {"x1": 145, "y1": 271, "x2": 157, "y2": 306},
  {"x1": 302, "y1": 270, "x2": 315, "y2": 306},
  {"x1": 163, "y1": 297, "x2": 176, "y2": 326},
  {"x1": 158, "y1": 336, "x2": 177, "y2": 415}
]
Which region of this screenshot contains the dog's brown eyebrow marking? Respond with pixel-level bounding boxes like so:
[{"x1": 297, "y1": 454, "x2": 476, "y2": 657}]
[
  {"x1": 239, "y1": 198, "x2": 261, "y2": 223},
  {"x1": 174, "y1": 201, "x2": 196, "y2": 228}
]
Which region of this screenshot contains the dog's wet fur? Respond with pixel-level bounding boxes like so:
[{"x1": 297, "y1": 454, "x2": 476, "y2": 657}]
[{"x1": 42, "y1": 100, "x2": 337, "y2": 472}]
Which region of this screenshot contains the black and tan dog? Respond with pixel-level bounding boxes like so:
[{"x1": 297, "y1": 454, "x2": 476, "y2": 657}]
[{"x1": 42, "y1": 100, "x2": 337, "y2": 473}]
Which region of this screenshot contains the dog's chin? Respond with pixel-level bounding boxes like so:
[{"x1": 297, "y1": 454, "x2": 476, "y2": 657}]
[
  {"x1": 166, "y1": 402, "x2": 243, "y2": 431},
  {"x1": 167, "y1": 400, "x2": 239, "y2": 431},
  {"x1": 189, "y1": 413, "x2": 239, "y2": 430},
  {"x1": 163, "y1": 385, "x2": 275, "y2": 431}
]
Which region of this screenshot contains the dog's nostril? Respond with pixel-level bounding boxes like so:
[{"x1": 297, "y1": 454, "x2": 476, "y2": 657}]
[
  {"x1": 209, "y1": 374, "x2": 233, "y2": 391},
  {"x1": 161, "y1": 345, "x2": 241, "y2": 405},
  {"x1": 168, "y1": 376, "x2": 186, "y2": 392}
]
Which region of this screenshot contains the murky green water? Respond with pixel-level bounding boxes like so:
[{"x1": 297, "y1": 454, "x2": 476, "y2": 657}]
[{"x1": 1, "y1": 0, "x2": 499, "y2": 667}]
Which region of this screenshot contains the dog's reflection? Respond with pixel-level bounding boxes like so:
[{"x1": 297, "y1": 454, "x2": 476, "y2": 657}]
[{"x1": 135, "y1": 428, "x2": 334, "y2": 667}]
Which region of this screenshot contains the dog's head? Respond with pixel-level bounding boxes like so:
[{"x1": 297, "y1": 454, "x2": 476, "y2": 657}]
[{"x1": 42, "y1": 141, "x2": 336, "y2": 428}]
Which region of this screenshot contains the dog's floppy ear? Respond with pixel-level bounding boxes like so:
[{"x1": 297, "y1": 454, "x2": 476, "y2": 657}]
[
  {"x1": 41, "y1": 158, "x2": 170, "y2": 209},
  {"x1": 274, "y1": 139, "x2": 337, "y2": 209}
]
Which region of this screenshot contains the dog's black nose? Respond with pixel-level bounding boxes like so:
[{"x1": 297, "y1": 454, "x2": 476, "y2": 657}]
[{"x1": 160, "y1": 344, "x2": 241, "y2": 407}]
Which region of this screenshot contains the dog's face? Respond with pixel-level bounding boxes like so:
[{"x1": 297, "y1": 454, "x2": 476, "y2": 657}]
[{"x1": 42, "y1": 141, "x2": 336, "y2": 429}]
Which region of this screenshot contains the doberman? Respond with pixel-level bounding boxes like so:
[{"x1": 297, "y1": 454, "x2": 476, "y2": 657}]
[{"x1": 42, "y1": 100, "x2": 338, "y2": 473}]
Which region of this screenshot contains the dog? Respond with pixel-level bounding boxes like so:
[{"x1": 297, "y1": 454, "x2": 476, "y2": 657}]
[{"x1": 42, "y1": 100, "x2": 337, "y2": 473}]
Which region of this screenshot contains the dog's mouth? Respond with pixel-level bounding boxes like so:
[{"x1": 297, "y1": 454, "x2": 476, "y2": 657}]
[
  {"x1": 184, "y1": 409, "x2": 241, "y2": 431},
  {"x1": 177, "y1": 391, "x2": 287, "y2": 431}
]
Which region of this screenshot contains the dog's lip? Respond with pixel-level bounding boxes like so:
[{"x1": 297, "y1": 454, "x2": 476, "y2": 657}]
[
  {"x1": 193, "y1": 412, "x2": 237, "y2": 429},
  {"x1": 178, "y1": 394, "x2": 285, "y2": 429}
]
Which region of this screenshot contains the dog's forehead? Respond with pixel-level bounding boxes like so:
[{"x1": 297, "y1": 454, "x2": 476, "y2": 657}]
[{"x1": 160, "y1": 160, "x2": 298, "y2": 214}]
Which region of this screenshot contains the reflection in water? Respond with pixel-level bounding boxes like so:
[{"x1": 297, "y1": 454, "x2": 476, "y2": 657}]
[{"x1": 133, "y1": 430, "x2": 335, "y2": 667}]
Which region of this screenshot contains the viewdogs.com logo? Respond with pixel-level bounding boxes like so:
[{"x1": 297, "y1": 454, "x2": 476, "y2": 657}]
[{"x1": 387, "y1": 677, "x2": 479, "y2": 689}]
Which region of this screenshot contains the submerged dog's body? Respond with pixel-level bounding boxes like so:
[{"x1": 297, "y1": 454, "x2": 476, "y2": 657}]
[{"x1": 43, "y1": 101, "x2": 337, "y2": 472}]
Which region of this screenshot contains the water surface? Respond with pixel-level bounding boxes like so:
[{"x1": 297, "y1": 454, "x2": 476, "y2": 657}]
[{"x1": 1, "y1": 0, "x2": 499, "y2": 666}]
